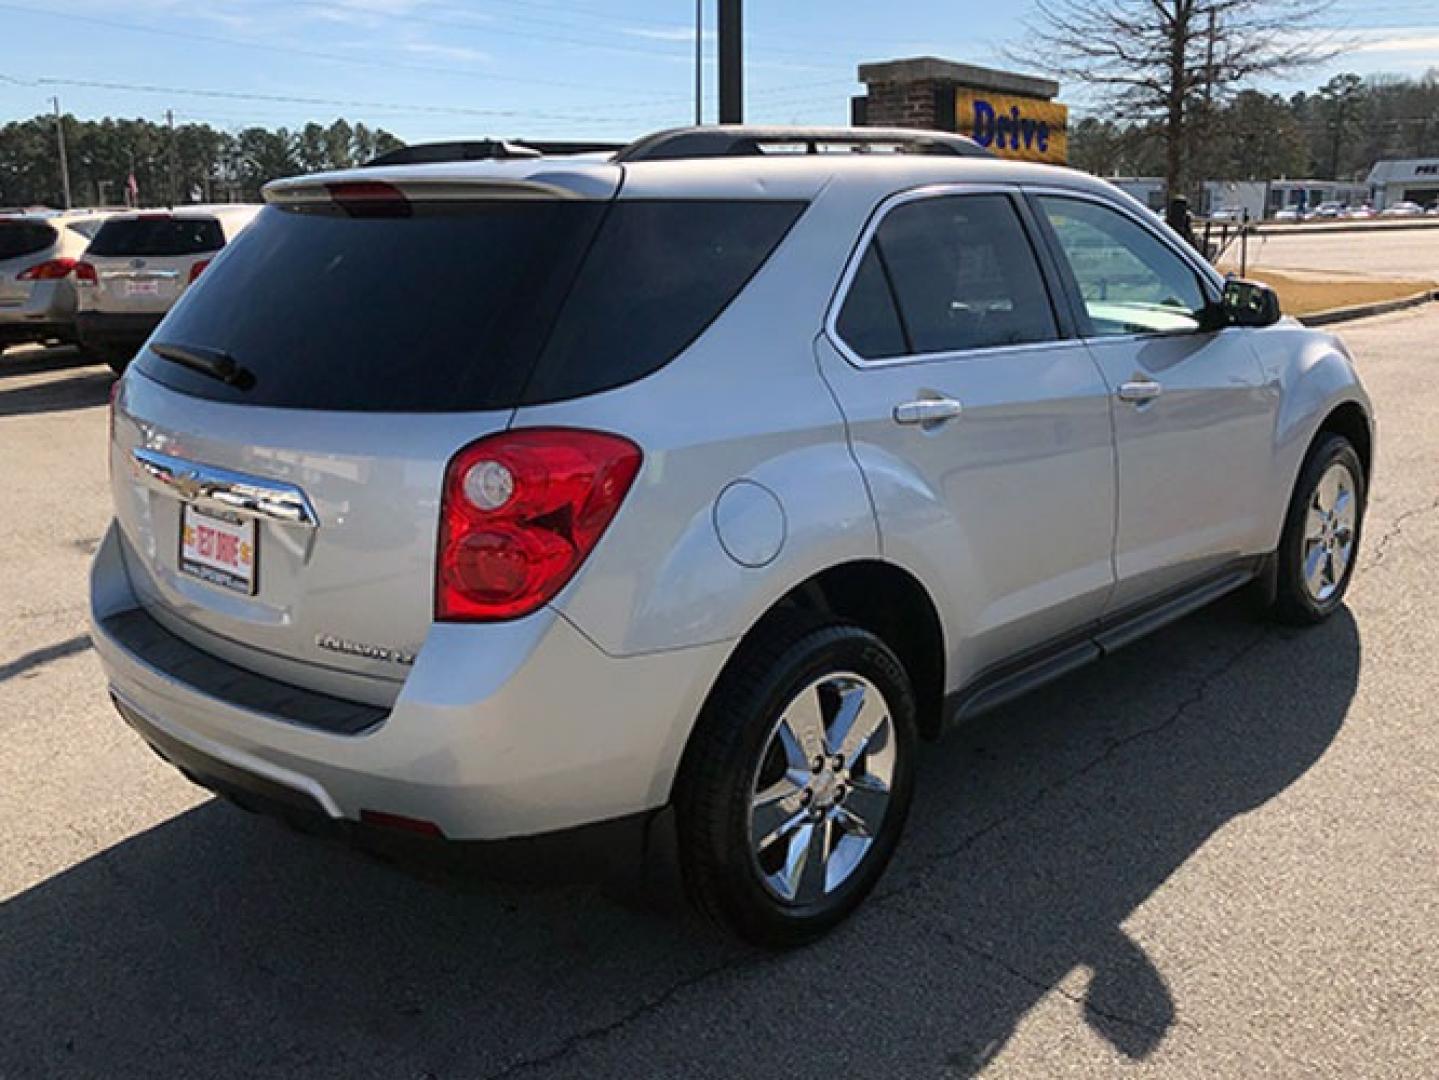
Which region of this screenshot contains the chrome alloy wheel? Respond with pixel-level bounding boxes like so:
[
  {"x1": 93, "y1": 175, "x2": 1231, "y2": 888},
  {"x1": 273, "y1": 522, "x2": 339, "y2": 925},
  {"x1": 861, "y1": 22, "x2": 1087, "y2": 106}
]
[
  {"x1": 748, "y1": 672, "x2": 896, "y2": 904},
  {"x1": 1303, "y1": 460, "x2": 1359, "y2": 603}
]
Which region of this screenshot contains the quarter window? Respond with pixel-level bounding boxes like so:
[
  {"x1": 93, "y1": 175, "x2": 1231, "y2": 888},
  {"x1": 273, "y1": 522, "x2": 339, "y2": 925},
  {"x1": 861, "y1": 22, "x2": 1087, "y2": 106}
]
[
  {"x1": 1038, "y1": 196, "x2": 1209, "y2": 337},
  {"x1": 836, "y1": 193, "x2": 1059, "y2": 360}
]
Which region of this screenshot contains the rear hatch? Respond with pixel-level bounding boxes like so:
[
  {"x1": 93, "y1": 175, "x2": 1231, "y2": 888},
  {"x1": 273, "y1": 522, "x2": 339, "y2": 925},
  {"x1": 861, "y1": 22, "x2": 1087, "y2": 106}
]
[
  {"x1": 0, "y1": 218, "x2": 59, "y2": 308},
  {"x1": 110, "y1": 164, "x2": 623, "y2": 701},
  {"x1": 82, "y1": 213, "x2": 225, "y2": 314},
  {"x1": 110, "y1": 160, "x2": 807, "y2": 702}
]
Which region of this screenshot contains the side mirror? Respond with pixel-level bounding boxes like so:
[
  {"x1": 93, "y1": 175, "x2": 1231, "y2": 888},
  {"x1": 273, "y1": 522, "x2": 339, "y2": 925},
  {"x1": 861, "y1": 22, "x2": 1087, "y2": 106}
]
[{"x1": 1219, "y1": 278, "x2": 1282, "y2": 328}]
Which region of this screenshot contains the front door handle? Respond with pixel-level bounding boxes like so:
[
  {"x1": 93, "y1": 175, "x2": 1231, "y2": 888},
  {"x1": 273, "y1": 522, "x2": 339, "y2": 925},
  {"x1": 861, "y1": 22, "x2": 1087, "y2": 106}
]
[
  {"x1": 893, "y1": 397, "x2": 964, "y2": 425},
  {"x1": 1117, "y1": 379, "x2": 1163, "y2": 404}
]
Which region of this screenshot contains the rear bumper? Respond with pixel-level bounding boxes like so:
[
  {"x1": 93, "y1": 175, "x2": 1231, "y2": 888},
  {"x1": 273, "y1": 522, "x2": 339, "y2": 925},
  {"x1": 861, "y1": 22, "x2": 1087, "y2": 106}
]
[
  {"x1": 76, "y1": 311, "x2": 163, "y2": 354},
  {"x1": 90, "y1": 521, "x2": 729, "y2": 845},
  {"x1": 0, "y1": 281, "x2": 77, "y2": 343}
]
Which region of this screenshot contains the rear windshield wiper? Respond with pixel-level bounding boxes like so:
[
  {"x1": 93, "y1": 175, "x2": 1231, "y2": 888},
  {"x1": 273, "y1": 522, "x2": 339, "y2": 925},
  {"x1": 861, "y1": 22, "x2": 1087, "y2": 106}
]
[{"x1": 149, "y1": 342, "x2": 255, "y2": 390}]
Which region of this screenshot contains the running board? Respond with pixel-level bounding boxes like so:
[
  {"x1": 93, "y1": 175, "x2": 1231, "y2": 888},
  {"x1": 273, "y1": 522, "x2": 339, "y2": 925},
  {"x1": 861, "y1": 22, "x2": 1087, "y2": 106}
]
[{"x1": 945, "y1": 561, "x2": 1260, "y2": 727}]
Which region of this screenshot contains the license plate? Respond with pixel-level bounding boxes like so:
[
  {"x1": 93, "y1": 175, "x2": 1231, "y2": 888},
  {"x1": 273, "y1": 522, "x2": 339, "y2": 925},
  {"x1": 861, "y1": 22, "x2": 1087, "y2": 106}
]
[
  {"x1": 125, "y1": 279, "x2": 161, "y2": 297},
  {"x1": 179, "y1": 504, "x2": 257, "y2": 595}
]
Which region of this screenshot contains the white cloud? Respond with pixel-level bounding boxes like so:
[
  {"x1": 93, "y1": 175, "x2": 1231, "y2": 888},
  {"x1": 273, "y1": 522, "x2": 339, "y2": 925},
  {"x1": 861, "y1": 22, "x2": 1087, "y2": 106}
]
[{"x1": 403, "y1": 41, "x2": 490, "y2": 64}]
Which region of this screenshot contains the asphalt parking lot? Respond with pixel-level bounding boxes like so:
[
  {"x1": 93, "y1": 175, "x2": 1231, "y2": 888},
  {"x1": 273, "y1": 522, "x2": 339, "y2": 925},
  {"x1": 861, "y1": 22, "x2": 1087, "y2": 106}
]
[
  {"x1": 1247, "y1": 222, "x2": 1439, "y2": 280},
  {"x1": 3, "y1": 305, "x2": 1438, "y2": 1078}
]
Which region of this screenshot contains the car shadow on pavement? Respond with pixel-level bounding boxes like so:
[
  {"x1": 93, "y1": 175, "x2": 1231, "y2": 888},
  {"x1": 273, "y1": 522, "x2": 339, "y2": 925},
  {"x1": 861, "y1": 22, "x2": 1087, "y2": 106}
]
[
  {"x1": 0, "y1": 345, "x2": 113, "y2": 417},
  {"x1": 0, "y1": 597, "x2": 1359, "y2": 1079}
]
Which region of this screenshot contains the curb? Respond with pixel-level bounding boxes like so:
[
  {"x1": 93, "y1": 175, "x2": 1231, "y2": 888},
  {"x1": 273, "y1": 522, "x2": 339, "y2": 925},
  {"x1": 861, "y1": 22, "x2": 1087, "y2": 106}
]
[
  {"x1": 1255, "y1": 219, "x2": 1439, "y2": 237},
  {"x1": 1300, "y1": 289, "x2": 1439, "y2": 328}
]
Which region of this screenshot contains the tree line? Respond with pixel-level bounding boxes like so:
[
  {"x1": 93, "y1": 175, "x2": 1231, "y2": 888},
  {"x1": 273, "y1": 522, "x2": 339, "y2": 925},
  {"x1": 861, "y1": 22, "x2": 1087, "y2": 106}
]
[
  {"x1": 1069, "y1": 71, "x2": 1439, "y2": 188},
  {"x1": 0, "y1": 115, "x2": 405, "y2": 209}
]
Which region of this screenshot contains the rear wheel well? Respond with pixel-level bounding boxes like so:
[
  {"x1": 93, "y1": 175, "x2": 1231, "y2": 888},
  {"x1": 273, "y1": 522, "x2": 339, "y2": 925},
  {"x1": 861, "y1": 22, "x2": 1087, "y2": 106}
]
[
  {"x1": 1315, "y1": 402, "x2": 1372, "y2": 481},
  {"x1": 755, "y1": 561, "x2": 946, "y2": 739}
]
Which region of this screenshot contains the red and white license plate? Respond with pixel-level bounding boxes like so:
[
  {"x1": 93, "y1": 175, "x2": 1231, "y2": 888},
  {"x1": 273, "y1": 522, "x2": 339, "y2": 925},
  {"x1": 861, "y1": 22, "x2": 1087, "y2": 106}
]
[
  {"x1": 124, "y1": 279, "x2": 161, "y2": 298},
  {"x1": 179, "y1": 504, "x2": 257, "y2": 595}
]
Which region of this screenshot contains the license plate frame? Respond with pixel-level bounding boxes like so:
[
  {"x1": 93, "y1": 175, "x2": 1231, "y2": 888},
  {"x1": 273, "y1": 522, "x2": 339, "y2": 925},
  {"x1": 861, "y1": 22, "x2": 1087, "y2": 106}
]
[{"x1": 179, "y1": 504, "x2": 257, "y2": 596}]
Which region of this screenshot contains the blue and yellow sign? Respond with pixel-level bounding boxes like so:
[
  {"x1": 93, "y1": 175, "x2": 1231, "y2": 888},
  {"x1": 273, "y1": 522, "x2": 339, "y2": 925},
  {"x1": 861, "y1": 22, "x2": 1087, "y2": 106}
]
[{"x1": 955, "y1": 90, "x2": 1068, "y2": 165}]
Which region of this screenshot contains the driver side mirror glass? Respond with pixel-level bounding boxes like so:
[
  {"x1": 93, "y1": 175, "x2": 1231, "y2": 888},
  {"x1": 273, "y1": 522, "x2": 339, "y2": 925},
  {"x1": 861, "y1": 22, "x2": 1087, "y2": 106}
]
[{"x1": 1220, "y1": 278, "x2": 1282, "y2": 328}]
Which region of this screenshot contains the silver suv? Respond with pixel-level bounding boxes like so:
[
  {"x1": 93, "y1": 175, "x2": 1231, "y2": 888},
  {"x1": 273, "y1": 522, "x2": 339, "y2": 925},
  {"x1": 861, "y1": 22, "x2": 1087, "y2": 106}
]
[
  {"x1": 90, "y1": 127, "x2": 1374, "y2": 946},
  {"x1": 0, "y1": 209, "x2": 110, "y2": 352}
]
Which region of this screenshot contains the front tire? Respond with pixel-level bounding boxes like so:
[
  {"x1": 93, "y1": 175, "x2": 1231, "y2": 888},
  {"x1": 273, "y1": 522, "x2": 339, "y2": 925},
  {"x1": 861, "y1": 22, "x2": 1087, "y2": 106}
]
[
  {"x1": 1272, "y1": 434, "x2": 1366, "y2": 625},
  {"x1": 676, "y1": 617, "x2": 917, "y2": 947}
]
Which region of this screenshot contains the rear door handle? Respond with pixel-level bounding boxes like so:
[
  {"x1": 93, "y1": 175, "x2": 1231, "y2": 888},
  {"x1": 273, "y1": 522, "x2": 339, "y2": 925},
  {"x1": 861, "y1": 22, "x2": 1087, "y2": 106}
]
[
  {"x1": 893, "y1": 397, "x2": 964, "y2": 425},
  {"x1": 1117, "y1": 379, "x2": 1163, "y2": 404}
]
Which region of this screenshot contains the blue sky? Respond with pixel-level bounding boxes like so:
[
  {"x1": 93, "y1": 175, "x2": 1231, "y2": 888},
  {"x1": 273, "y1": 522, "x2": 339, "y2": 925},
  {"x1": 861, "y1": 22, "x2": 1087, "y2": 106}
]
[{"x1": 1, "y1": 0, "x2": 1436, "y2": 141}]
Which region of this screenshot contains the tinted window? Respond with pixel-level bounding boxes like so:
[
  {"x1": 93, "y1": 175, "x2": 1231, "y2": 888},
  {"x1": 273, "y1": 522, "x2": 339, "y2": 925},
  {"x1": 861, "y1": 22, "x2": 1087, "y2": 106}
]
[
  {"x1": 89, "y1": 216, "x2": 226, "y2": 257},
  {"x1": 521, "y1": 200, "x2": 805, "y2": 403},
  {"x1": 67, "y1": 220, "x2": 104, "y2": 240},
  {"x1": 870, "y1": 194, "x2": 1058, "y2": 355},
  {"x1": 138, "y1": 202, "x2": 604, "y2": 412},
  {"x1": 1038, "y1": 196, "x2": 1208, "y2": 336},
  {"x1": 835, "y1": 244, "x2": 906, "y2": 360},
  {"x1": 0, "y1": 220, "x2": 57, "y2": 261}
]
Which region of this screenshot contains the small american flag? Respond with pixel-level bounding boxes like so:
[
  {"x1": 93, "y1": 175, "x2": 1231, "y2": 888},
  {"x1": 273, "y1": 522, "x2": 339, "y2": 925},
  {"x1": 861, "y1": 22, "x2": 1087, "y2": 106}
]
[{"x1": 125, "y1": 172, "x2": 139, "y2": 206}]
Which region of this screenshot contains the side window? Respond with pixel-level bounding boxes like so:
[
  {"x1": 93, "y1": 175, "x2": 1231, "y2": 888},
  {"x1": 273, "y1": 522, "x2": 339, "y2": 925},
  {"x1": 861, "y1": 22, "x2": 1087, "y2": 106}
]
[
  {"x1": 835, "y1": 244, "x2": 907, "y2": 360},
  {"x1": 1038, "y1": 196, "x2": 1209, "y2": 337},
  {"x1": 835, "y1": 193, "x2": 1060, "y2": 361},
  {"x1": 873, "y1": 193, "x2": 1058, "y2": 355}
]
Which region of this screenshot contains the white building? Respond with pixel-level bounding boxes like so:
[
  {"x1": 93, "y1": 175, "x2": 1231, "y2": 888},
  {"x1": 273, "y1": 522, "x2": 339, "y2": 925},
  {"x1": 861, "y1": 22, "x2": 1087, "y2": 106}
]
[{"x1": 1366, "y1": 159, "x2": 1439, "y2": 210}]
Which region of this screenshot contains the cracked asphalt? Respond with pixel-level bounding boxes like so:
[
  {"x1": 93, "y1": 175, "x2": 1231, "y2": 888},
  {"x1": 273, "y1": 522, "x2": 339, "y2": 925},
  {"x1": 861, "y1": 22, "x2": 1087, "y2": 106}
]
[{"x1": 3, "y1": 306, "x2": 1438, "y2": 1079}]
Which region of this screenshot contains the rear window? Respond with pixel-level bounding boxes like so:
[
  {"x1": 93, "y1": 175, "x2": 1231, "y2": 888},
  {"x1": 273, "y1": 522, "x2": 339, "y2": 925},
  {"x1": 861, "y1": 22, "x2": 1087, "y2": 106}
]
[
  {"x1": 89, "y1": 216, "x2": 225, "y2": 257},
  {"x1": 0, "y1": 220, "x2": 57, "y2": 261},
  {"x1": 135, "y1": 198, "x2": 805, "y2": 412}
]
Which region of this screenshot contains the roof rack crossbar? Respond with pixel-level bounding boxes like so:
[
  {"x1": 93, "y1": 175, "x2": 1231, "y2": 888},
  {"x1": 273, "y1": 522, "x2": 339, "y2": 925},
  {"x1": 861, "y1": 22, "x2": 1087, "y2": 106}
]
[{"x1": 614, "y1": 126, "x2": 991, "y2": 163}]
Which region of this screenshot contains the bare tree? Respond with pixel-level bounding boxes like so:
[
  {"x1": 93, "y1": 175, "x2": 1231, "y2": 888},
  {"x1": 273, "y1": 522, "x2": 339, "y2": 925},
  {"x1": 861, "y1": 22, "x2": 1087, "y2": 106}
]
[{"x1": 1018, "y1": 0, "x2": 1339, "y2": 198}]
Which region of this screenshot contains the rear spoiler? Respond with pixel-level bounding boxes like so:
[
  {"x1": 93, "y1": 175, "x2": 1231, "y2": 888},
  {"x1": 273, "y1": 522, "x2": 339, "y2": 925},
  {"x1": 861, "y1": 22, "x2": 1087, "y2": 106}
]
[{"x1": 263, "y1": 169, "x2": 620, "y2": 206}]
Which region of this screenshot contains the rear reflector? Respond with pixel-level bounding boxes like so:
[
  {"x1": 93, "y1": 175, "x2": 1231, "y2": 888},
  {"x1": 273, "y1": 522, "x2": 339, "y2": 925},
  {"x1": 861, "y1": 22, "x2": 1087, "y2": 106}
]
[
  {"x1": 326, "y1": 181, "x2": 411, "y2": 218},
  {"x1": 436, "y1": 428, "x2": 642, "y2": 621},
  {"x1": 188, "y1": 258, "x2": 212, "y2": 283},
  {"x1": 360, "y1": 809, "x2": 445, "y2": 838},
  {"x1": 17, "y1": 258, "x2": 76, "y2": 281}
]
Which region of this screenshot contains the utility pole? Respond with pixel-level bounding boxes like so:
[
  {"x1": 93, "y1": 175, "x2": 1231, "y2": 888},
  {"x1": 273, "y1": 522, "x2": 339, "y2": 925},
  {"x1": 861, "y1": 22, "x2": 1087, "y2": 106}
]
[
  {"x1": 694, "y1": 0, "x2": 703, "y2": 125},
  {"x1": 50, "y1": 97, "x2": 72, "y2": 210},
  {"x1": 718, "y1": 0, "x2": 743, "y2": 124},
  {"x1": 165, "y1": 108, "x2": 178, "y2": 208}
]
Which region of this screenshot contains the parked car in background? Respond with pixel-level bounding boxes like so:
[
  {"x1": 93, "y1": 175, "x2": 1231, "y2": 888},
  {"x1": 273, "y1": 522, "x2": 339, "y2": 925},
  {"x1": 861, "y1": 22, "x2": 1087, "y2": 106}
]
[
  {"x1": 1272, "y1": 207, "x2": 1302, "y2": 222},
  {"x1": 1209, "y1": 206, "x2": 1245, "y2": 223},
  {"x1": 1309, "y1": 201, "x2": 1345, "y2": 219},
  {"x1": 1380, "y1": 200, "x2": 1425, "y2": 218},
  {"x1": 1340, "y1": 205, "x2": 1376, "y2": 220},
  {"x1": 1427, "y1": 203, "x2": 1439, "y2": 216},
  {"x1": 92, "y1": 127, "x2": 1375, "y2": 946},
  {"x1": 0, "y1": 209, "x2": 111, "y2": 354},
  {"x1": 76, "y1": 205, "x2": 261, "y2": 373}
]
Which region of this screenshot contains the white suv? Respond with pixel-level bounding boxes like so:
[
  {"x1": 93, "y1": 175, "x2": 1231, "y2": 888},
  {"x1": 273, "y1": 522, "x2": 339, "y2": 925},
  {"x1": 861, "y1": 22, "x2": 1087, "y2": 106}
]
[
  {"x1": 76, "y1": 205, "x2": 260, "y2": 372},
  {"x1": 91, "y1": 127, "x2": 1374, "y2": 946},
  {"x1": 0, "y1": 209, "x2": 110, "y2": 352}
]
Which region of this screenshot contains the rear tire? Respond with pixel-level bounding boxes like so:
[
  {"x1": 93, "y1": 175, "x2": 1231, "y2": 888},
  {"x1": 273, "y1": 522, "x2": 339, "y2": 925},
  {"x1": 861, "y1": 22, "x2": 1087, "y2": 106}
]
[
  {"x1": 1271, "y1": 434, "x2": 1366, "y2": 625},
  {"x1": 675, "y1": 615, "x2": 917, "y2": 948}
]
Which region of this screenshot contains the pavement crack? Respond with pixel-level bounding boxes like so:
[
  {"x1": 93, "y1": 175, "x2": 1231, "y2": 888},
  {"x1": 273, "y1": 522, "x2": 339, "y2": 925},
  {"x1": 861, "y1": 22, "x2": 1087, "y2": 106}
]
[
  {"x1": 1363, "y1": 495, "x2": 1439, "y2": 570},
  {"x1": 480, "y1": 956, "x2": 754, "y2": 1079}
]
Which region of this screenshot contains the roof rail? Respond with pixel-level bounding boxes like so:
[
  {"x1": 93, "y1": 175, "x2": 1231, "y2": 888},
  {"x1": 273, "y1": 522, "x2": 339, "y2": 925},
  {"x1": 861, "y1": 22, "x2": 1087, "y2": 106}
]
[
  {"x1": 365, "y1": 138, "x2": 626, "y2": 167},
  {"x1": 614, "y1": 125, "x2": 991, "y2": 163}
]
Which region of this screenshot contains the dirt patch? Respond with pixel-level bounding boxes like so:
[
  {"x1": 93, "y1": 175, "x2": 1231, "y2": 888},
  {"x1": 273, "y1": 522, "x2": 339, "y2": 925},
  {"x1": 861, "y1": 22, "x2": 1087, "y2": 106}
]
[{"x1": 1225, "y1": 267, "x2": 1437, "y2": 316}]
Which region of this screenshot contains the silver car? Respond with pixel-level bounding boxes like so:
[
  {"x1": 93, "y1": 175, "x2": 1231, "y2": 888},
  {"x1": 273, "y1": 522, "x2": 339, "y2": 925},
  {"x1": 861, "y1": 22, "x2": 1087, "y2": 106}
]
[
  {"x1": 76, "y1": 205, "x2": 261, "y2": 373},
  {"x1": 90, "y1": 127, "x2": 1374, "y2": 946},
  {"x1": 0, "y1": 209, "x2": 110, "y2": 352}
]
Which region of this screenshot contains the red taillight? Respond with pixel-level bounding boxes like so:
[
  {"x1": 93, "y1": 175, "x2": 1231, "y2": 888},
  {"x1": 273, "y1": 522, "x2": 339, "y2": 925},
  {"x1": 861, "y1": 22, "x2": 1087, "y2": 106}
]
[
  {"x1": 74, "y1": 260, "x2": 97, "y2": 284},
  {"x1": 188, "y1": 258, "x2": 211, "y2": 283},
  {"x1": 326, "y1": 180, "x2": 410, "y2": 218},
  {"x1": 436, "y1": 429, "x2": 642, "y2": 621},
  {"x1": 17, "y1": 258, "x2": 76, "y2": 281}
]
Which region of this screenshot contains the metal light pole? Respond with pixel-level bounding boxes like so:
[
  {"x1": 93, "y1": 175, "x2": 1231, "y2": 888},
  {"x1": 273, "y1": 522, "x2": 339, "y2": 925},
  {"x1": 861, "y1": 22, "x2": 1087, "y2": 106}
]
[
  {"x1": 718, "y1": 0, "x2": 742, "y2": 124},
  {"x1": 50, "y1": 97, "x2": 72, "y2": 210},
  {"x1": 694, "y1": 0, "x2": 703, "y2": 125}
]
